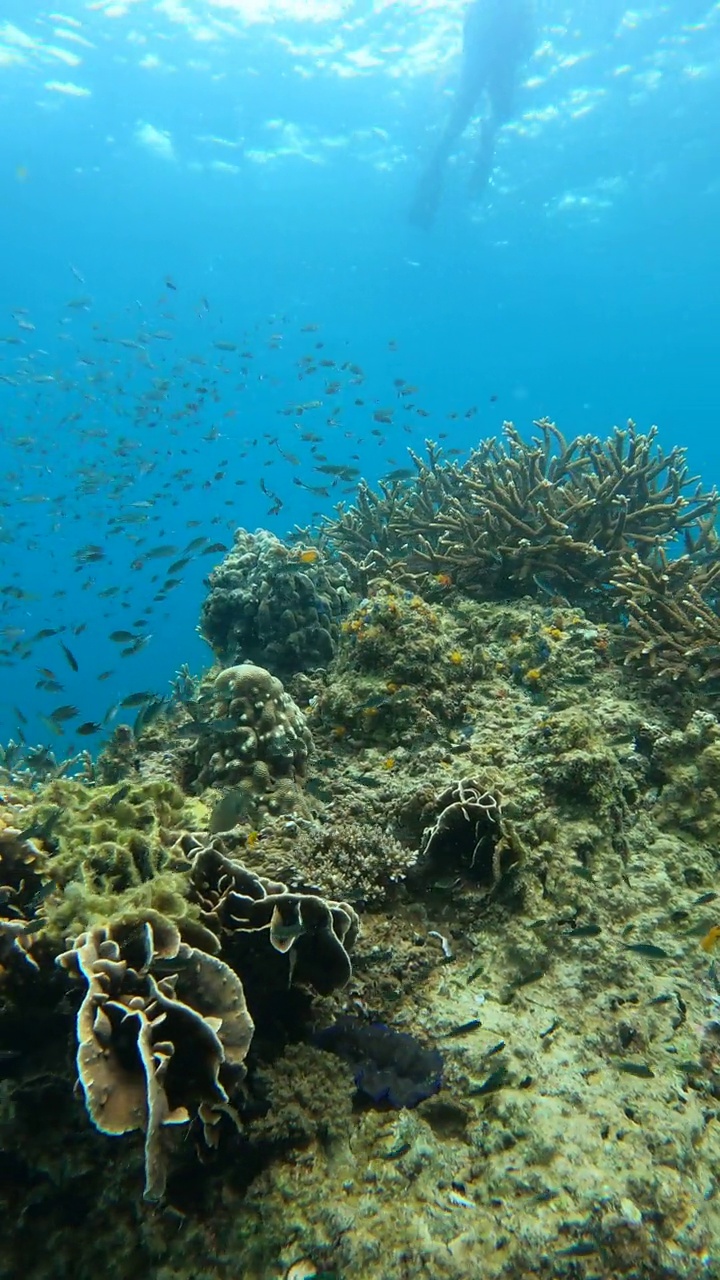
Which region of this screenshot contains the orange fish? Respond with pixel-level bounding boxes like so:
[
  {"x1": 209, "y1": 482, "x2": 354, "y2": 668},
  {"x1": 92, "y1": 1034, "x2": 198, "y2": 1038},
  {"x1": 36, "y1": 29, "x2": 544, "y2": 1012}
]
[{"x1": 700, "y1": 925, "x2": 720, "y2": 953}]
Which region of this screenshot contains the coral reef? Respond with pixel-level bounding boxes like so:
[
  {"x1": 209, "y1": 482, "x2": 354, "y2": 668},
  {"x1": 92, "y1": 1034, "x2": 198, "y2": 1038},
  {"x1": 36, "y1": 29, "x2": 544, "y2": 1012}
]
[
  {"x1": 414, "y1": 778, "x2": 520, "y2": 892},
  {"x1": 188, "y1": 842, "x2": 359, "y2": 997},
  {"x1": 612, "y1": 547, "x2": 720, "y2": 689},
  {"x1": 0, "y1": 822, "x2": 48, "y2": 973},
  {"x1": 199, "y1": 527, "x2": 352, "y2": 677},
  {"x1": 311, "y1": 582, "x2": 471, "y2": 743},
  {"x1": 9, "y1": 428, "x2": 720, "y2": 1280}
]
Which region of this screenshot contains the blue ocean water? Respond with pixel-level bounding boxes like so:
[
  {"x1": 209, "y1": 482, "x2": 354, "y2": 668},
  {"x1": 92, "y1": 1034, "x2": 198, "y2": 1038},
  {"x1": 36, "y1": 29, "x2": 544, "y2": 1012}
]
[{"x1": 1, "y1": 0, "x2": 718, "y2": 750}]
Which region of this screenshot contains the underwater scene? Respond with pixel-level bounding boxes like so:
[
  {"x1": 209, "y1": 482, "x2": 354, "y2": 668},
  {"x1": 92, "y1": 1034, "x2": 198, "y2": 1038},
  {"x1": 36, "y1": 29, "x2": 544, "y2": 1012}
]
[{"x1": 2, "y1": 1, "x2": 720, "y2": 1277}]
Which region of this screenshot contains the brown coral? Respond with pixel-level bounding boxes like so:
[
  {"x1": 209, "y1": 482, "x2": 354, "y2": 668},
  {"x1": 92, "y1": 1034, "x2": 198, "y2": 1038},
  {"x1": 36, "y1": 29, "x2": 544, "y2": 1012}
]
[
  {"x1": 189, "y1": 843, "x2": 359, "y2": 996},
  {"x1": 56, "y1": 908, "x2": 254, "y2": 1200},
  {"x1": 323, "y1": 421, "x2": 717, "y2": 606}
]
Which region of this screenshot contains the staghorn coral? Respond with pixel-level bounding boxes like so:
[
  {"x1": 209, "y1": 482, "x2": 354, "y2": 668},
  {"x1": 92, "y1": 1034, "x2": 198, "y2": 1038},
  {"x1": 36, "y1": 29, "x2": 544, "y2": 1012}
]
[
  {"x1": 612, "y1": 548, "x2": 720, "y2": 688},
  {"x1": 323, "y1": 421, "x2": 718, "y2": 606},
  {"x1": 199, "y1": 528, "x2": 353, "y2": 678},
  {"x1": 57, "y1": 909, "x2": 253, "y2": 1201}
]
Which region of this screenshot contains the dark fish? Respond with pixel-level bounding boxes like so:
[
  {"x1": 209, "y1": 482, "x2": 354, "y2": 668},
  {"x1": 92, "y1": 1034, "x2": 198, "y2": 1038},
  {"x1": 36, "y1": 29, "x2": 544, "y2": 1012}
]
[
  {"x1": 133, "y1": 696, "x2": 168, "y2": 737},
  {"x1": 176, "y1": 717, "x2": 236, "y2": 738},
  {"x1": 145, "y1": 545, "x2": 178, "y2": 559},
  {"x1": 120, "y1": 691, "x2": 158, "y2": 708},
  {"x1": 49, "y1": 705, "x2": 80, "y2": 723},
  {"x1": 59, "y1": 641, "x2": 79, "y2": 671},
  {"x1": 109, "y1": 630, "x2": 137, "y2": 643},
  {"x1": 469, "y1": 1066, "x2": 510, "y2": 1096},
  {"x1": 121, "y1": 635, "x2": 152, "y2": 657},
  {"x1": 381, "y1": 1142, "x2": 411, "y2": 1161},
  {"x1": 209, "y1": 788, "x2": 248, "y2": 833},
  {"x1": 617, "y1": 1061, "x2": 654, "y2": 1079},
  {"x1": 539, "y1": 1018, "x2": 560, "y2": 1039},
  {"x1": 694, "y1": 891, "x2": 718, "y2": 906},
  {"x1": 315, "y1": 463, "x2": 360, "y2": 479},
  {"x1": 484, "y1": 1040, "x2": 506, "y2": 1058},
  {"x1": 203, "y1": 542, "x2": 229, "y2": 554},
  {"x1": 624, "y1": 943, "x2": 671, "y2": 959},
  {"x1": 77, "y1": 721, "x2": 102, "y2": 736},
  {"x1": 566, "y1": 923, "x2": 602, "y2": 938},
  {"x1": 445, "y1": 1019, "x2": 482, "y2": 1037},
  {"x1": 17, "y1": 807, "x2": 61, "y2": 843},
  {"x1": 108, "y1": 784, "x2": 131, "y2": 806},
  {"x1": 556, "y1": 1242, "x2": 599, "y2": 1258}
]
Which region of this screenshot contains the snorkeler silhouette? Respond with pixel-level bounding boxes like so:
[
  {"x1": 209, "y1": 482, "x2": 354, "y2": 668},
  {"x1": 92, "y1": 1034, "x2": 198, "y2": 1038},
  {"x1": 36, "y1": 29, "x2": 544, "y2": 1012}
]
[{"x1": 410, "y1": 0, "x2": 536, "y2": 227}]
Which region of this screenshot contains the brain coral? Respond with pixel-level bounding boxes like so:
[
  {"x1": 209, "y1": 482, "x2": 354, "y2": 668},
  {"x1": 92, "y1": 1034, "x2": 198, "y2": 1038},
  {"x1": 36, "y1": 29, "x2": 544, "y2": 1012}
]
[{"x1": 199, "y1": 528, "x2": 352, "y2": 678}]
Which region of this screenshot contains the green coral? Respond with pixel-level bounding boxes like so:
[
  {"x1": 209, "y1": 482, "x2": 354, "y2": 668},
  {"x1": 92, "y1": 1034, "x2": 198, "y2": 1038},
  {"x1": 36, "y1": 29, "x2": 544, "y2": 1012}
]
[{"x1": 21, "y1": 779, "x2": 193, "y2": 938}]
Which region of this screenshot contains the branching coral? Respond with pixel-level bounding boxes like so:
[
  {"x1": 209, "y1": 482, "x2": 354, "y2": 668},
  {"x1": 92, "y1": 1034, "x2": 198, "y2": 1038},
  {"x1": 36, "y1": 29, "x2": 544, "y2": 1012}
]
[
  {"x1": 323, "y1": 421, "x2": 717, "y2": 605},
  {"x1": 612, "y1": 550, "x2": 720, "y2": 686}
]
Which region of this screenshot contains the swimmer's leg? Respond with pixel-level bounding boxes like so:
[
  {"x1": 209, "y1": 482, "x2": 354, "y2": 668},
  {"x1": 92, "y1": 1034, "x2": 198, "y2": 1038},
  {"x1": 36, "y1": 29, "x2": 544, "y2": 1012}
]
[
  {"x1": 410, "y1": 89, "x2": 478, "y2": 227},
  {"x1": 468, "y1": 73, "x2": 515, "y2": 200}
]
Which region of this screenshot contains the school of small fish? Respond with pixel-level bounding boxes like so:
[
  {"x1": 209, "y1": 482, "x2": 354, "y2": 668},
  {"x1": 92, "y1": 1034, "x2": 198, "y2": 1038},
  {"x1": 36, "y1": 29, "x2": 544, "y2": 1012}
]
[{"x1": 0, "y1": 269, "x2": 498, "y2": 748}]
